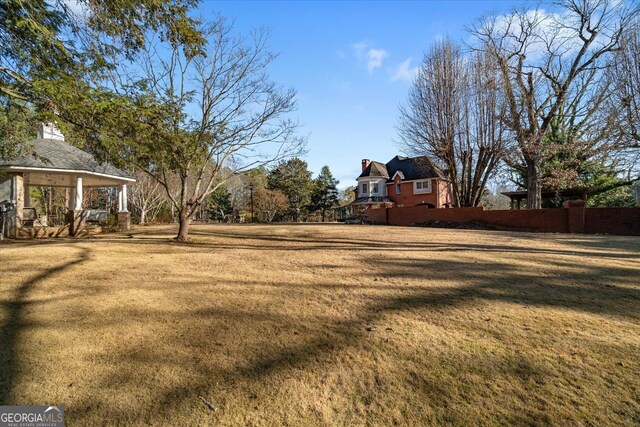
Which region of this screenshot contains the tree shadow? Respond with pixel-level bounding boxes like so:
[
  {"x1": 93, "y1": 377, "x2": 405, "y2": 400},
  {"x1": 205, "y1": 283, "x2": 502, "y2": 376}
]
[
  {"x1": 0, "y1": 246, "x2": 91, "y2": 404},
  {"x1": 65, "y1": 245, "x2": 639, "y2": 423},
  {"x1": 2, "y1": 224, "x2": 639, "y2": 423},
  {"x1": 80, "y1": 225, "x2": 640, "y2": 260}
]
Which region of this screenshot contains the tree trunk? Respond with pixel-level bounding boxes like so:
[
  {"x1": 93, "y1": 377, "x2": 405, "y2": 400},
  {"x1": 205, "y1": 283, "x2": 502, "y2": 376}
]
[
  {"x1": 526, "y1": 160, "x2": 542, "y2": 209},
  {"x1": 176, "y1": 210, "x2": 191, "y2": 241},
  {"x1": 139, "y1": 209, "x2": 146, "y2": 225}
]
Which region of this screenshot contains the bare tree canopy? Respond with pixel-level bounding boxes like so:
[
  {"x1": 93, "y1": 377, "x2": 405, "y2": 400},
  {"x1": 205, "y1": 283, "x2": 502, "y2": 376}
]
[
  {"x1": 59, "y1": 18, "x2": 305, "y2": 240},
  {"x1": 129, "y1": 169, "x2": 167, "y2": 225},
  {"x1": 470, "y1": 0, "x2": 639, "y2": 208},
  {"x1": 397, "y1": 39, "x2": 505, "y2": 207},
  {"x1": 611, "y1": 24, "x2": 640, "y2": 147},
  {"x1": 254, "y1": 188, "x2": 288, "y2": 222}
]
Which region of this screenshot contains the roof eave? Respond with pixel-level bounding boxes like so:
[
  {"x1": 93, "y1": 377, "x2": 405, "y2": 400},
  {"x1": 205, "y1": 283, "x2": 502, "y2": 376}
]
[{"x1": 0, "y1": 165, "x2": 136, "y2": 182}]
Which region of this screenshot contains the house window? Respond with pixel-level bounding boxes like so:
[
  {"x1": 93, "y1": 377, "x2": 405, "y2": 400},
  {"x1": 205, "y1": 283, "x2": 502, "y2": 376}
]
[
  {"x1": 396, "y1": 183, "x2": 401, "y2": 194},
  {"x1": 361, "y1": 183, "x2": 368, "y2": 195},
  {"x1": 372, "y1": 183, "x2": 380, "y2": 194},
  {"x1": 414, "y1": 179, "x2": 432, "y2": 194}
]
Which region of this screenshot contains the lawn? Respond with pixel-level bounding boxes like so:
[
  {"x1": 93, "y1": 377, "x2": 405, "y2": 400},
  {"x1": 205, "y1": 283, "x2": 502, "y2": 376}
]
[{"x1": 1, "y1": 224, "x2": 639, "y2": 426}]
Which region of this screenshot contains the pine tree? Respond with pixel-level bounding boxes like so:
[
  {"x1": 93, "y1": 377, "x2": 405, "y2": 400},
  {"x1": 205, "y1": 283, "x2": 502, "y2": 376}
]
[
  {"x1": 311, "y1": 166, "x2": 339, "y2": 222},
  {"x1": 267, "y1": 158, "x2": 314, "y2": 221}
]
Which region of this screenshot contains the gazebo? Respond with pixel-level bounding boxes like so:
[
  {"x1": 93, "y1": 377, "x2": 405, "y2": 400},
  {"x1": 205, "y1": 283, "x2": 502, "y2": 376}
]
[
  {"x1": 501, "y1": 188, "x2": 591, "y2": 210},
  {"x1": 0, "y1": 123, "x2": 135, "y2": 238}
]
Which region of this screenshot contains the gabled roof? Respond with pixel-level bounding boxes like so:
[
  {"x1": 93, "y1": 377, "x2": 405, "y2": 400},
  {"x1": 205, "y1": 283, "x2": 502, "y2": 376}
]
[
  {"x1": 358, "y1": 161, "x2": 389, "y2": 179},
  {"x1": 0, "y1": 138, "x2": 133, "y2": 179},
  {"x1": 385, "y1": 155, "x2": 444, "y2": 182}
]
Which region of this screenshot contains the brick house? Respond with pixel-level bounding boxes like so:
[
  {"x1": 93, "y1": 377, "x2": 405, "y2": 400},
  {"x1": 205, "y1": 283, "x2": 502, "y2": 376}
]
[{"x1": 352, "y1": 155, "x2": 452, "y2": 216}]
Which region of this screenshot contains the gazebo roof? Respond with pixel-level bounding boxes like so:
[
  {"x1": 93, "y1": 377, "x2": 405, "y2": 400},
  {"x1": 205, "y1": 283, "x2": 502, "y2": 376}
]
[{"x1": 0, "y1": 137, "x2": 134, "y2": 187}]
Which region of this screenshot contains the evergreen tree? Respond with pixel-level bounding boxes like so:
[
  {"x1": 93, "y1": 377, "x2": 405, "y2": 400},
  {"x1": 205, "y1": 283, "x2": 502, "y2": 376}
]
[
  {"x1": 267, "y1": 158, "x2": 314, "y2": 221},
  {"x1": 0, "y1": 0, "x2": 204, "y2": 106},
  {"x1": 0, "y1": 101, "x2": 38, "y2": 159},
  {"x1": 311, "y1": 166, "x2": 339, "y2": 221}
]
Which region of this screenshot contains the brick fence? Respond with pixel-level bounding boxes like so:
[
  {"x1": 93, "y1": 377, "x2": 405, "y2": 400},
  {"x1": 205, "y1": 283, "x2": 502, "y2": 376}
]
[{"x1": 365, "y1": 203, "x2": 640, "y2": 236}]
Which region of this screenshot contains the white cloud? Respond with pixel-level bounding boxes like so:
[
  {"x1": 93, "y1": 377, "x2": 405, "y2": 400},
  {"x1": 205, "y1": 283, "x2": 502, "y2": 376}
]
[
  {"x1": 352, "y1": 41, "x2": 369, "y2": 59},
  {"x1": 391, "y1": 58, "x2": 418, "y2": 83},
  {"x1": 351, "y1": 41, "x2": 388, "y2": 74},
  {"x1": 367, "y1": 48, "x2": 388, "y2": 74}
]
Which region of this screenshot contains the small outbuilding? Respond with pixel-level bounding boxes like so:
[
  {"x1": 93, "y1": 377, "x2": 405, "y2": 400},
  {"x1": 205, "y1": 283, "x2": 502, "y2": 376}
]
[{"x1": 0, "y1": 123, "x2": 135, "y2": 238}]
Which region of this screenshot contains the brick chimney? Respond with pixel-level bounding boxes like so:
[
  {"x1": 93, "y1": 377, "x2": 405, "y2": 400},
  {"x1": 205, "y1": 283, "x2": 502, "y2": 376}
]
[{"x1": 361, "y1": 159, "x2": 371, "y2": 172}]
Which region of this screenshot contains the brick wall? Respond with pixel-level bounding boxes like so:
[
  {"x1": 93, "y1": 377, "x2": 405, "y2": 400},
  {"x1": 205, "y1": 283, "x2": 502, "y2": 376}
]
[
  {"x1": 585, "y1": 208, "x2": 640, "y2": 235},
  {"x1": 365, "y1": 206, "x2": 388, "y2": 225},
  {"x1": 366, "y1": 204, "x2": 640, "y2": 236},
  {"x1": 387, "y1": 206, "x2": 484, "y2": 226}
]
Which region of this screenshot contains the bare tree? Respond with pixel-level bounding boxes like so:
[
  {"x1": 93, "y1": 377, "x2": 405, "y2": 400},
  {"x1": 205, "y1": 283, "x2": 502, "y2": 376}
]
[
  {"x1": 254, "y1": 188, "x2": 288, "y2": 222},
  {"x1": 129, "y1": 169, "x2": 166, "y2": 225},
  {"x1": 471, "y1": 0, "x2": 639, "y2": 208},
  {"x1": 398, "y1": 39, "x2": 504, "y2": 207},
  {"x1": 612, "y1": 24, "x2": 640, "y2": 147},
  {"x1": 65, "y1": 19, "x2": 305, "y2": 240}
]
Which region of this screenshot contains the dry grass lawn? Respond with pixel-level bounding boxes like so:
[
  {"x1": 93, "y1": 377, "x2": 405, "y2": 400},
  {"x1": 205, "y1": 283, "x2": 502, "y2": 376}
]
[{"x1": 1, "y1": 224, "x2": 639, "y2": 426}]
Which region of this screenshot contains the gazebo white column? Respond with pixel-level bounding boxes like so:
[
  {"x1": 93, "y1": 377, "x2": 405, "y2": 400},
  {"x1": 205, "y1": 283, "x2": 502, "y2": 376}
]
[
  {"x1": 117, "y1": 184, "x2": 128, "y2": 212},
  {"x1": 117, "y1": 184, "x2": 131, "y2": 231},
  {"x1": 74, "y1": 176, "x2": 83, "y2": 210},
  {"x1": 68, "y1": 175, "x2": 85, "y2": 236}
]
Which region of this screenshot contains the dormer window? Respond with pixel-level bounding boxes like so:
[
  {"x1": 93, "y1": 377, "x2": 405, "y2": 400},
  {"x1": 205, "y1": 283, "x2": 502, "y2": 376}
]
[
  {"x1": 372, "y1": 183, "x2": 380, "y2": 194},
  {"x1": 396, "y1": 183, "x2": 401, "y2": 194},
  {"x1": 414, "y1": 179, "x2": 432, "y2": 194},
  {"x1": 361, "y1": 183, "x2": 368, "y2": 195}
]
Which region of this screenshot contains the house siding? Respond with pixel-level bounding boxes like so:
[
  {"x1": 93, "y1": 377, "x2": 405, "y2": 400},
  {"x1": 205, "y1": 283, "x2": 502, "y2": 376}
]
[{"x1": 386, "y1": 177, "x2": 449, "y2": 208}]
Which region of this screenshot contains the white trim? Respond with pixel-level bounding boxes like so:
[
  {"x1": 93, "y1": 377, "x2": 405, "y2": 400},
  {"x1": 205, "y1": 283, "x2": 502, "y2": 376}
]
[
  {"x1": 371, "y1": 182, "x2": 380, "y2": 194},
  {"x1": 361, "y1": 182, "x2": 369, "y2": 195},
  {"x1": 391, "y1": 170, "x2": 405, "y2": 180},
  {"x1": 1, "y1": 166, "x2": 135, "y2": 182},
  {"x1": 413, "y1": 179, "x2": 433, "y2": 194},
  {"x1": 356, "y1": 176, "x2": 388, "y2": 182},
  {"x1": 387, "y1": 178, "x2": 439, "y2": 184}
]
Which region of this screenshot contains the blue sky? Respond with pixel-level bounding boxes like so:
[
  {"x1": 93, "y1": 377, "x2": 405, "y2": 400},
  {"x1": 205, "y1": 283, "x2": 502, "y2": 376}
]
[{"x1": 206, "y1": 1, "x2": 519, "y2": 188}]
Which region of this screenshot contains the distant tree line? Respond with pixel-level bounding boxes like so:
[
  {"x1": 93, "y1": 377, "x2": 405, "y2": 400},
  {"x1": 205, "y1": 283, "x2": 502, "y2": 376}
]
[{"x1": 206, "y1": 159, "x2": 340, "y2": 223}]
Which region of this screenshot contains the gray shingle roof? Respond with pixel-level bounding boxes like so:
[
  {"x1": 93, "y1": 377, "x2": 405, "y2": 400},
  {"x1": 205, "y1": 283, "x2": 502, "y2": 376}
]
[
  {"x1": 385, "y1": 155, "x2": 444, "y2": 181},
  {"x1": 357, "y1": 155, "x2": 446, "y2": 182},
  {"x1": 0, "y1": 138, "x2": 132, "y2": 179},
  {"x1": 358, "y1": 161, "x2": 389, "y2": 179}
]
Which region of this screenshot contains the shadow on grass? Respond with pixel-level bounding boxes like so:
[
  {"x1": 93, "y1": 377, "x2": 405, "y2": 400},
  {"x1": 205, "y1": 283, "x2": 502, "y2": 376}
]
[
  {"x1": 3, "y1": 225, "x2": 639, "y2": 424},
  {"x1": 67, "y1": 246, "x2": 639, "y2": 423},
  {"x1": 0, "y1": 246, "x2": 91, "y2": 404},
  {"x1": 35, "y1": 225, "x2": 634, "y2": 261}
]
